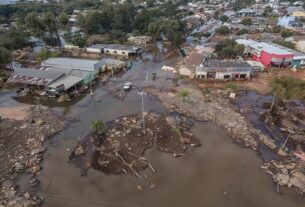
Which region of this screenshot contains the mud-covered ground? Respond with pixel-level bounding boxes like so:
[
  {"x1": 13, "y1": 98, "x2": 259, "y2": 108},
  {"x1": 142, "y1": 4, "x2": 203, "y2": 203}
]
[
  {"x1": 0, "y1": 107, "x2": 65, "y2": 207},
  {"x1": 69, "y1": 113, "x2": 201, "y2": 177},
  {"x1": 261, "y1": 100, "x2": 305, "y2": 150}
]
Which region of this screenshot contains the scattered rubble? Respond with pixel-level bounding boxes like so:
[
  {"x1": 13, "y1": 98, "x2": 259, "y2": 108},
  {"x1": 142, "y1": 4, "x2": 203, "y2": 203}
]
[
  {"x1": 69, "y1": 113, "x2": 200, "y2": 177},
  {"x1": 0, "y1": 106, "x2": 65, "y2": 206},
  {"x1": 145, "y1": 84, "x2": 305, "y2": 195},
  {"x1": 146, "y1": 87, "x2": 259, "y2": 150},
  {"x1": 262, "y1": 161, "x2": 305, "y2": 194}
]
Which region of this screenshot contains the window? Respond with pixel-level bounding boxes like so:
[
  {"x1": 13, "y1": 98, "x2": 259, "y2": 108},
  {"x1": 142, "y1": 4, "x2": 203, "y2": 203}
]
[
  {"x1": 240, "y1": 74, "x2": 247, "y2": 79},
  {"x1": 224, "y1": 75, "x2": 231, "y2": 79}
]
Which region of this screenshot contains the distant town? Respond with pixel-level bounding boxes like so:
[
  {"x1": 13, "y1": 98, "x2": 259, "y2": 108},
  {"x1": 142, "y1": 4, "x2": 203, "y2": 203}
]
[{"x1": 0, "y1": 0, "x2": 305, "y2": 207}]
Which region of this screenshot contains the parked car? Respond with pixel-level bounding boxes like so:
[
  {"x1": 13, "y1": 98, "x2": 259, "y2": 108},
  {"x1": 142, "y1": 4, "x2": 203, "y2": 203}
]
[{"x1": 123, "y1": 82, "x2": 132, "y2": 91}]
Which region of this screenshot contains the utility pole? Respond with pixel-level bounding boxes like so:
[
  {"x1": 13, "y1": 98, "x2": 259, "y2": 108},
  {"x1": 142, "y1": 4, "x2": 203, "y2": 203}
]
[{"x1": 137, "y1": 91, "x2": 146, "y2": 135}]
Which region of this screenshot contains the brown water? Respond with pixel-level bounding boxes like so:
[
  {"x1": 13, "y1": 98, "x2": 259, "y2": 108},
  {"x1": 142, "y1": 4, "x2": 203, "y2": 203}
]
[
  {"x1": 3, "y1": 48, "x2": 304, "y2": 206},
  {"x1": 32, "y1": 88, "x2": 304, "y2": 207},
  {"x1": 37, "y1": 119, "x2": 305, "y2": 207}
]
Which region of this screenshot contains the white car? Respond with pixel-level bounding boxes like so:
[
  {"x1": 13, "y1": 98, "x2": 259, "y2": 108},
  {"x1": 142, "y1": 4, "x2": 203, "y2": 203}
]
[{"x1": 123, "y1": 82, "x2": 132, "y2": 91}]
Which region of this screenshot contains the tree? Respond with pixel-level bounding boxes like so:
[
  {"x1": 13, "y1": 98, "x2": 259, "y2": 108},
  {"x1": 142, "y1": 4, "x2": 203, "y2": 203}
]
[
  {"x1": 216, "y1": 26, "x2": 230, "y2": 35},
  {"x1": 43, "y1": 12, "x2": 61, "y2": 49},
  {"x1": 236, "y1": 28, "x2": 249, "y2": 35},
  {"x1": 148, "y1": 21, "x2": 161, "y2": 39},
  {"x1": 241, "y1": 18, "x2": 252, "y2": 26},
  {"x1": 273, "y1": 40, "x2": 295, "y2": 49},
  {"x1": 58, "y1": 12, "x2": 69, "y2": 27},
  {"x1": 25, "y1": 12, "x2": 46, "y2": 38},
  {"x1": 0, "y1": 47, "x2": 11, "y2": 65},
  {"x1": 173, "y1": 31, "x2": 184, "y2": 49},
  {"x1": 77, "y1": 12, "x2": 103, "y2": 35},
  {"x1": 281, "y1": 29, "x2": 293, "y2": 38},
  {"x1": 219, "y1": 15, "x2": 229, "y2": 22},
  {"x1": 215, "y1": 39, "x2": 245, "y2": 58}
]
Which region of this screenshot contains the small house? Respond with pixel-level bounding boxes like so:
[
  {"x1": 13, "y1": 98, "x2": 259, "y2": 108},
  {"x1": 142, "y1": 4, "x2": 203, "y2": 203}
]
[{"x1": 196, "y1": 59, "x2": 253, "y2": 80}]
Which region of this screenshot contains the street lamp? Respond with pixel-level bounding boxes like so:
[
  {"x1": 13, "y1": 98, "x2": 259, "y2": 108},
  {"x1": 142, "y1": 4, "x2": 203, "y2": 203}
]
[{"x1": 137, "y1": 91, "x2": 147, "y2": 134}]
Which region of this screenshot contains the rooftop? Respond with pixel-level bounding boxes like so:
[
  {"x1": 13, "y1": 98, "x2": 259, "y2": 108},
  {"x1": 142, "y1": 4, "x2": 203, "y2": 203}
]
[
  {"x1": 90, "y1": 44, "x2": 141, "y2": 52},
  {"x1": 202, "y1": 59, "x2": 251, "y2": 68},
  {"x1": 7, "y1": 68, "x2": 64, "y2": 86},
  {"x1": 236, "y1": 39, "x2": 294, "y2": 55},
  {"x1": 42, "y1": 58, "x2": 105, "y2": 71}
]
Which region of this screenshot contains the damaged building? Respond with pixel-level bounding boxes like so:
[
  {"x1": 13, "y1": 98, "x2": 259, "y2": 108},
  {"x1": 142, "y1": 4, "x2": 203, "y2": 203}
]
[{"x1": 196, "y1": 59, "x2": 253, "y2": 80}]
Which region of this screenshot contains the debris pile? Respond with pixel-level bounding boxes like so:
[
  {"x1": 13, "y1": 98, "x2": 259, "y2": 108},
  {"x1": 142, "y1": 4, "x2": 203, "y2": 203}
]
[
  {"x1": 0, "y1": 106, "x2": 65, "y2": 206},
  {"x1": 261, "y1": 100, "x2": 305, "y2": 150},
  {"x1": 262, "y1": 161, "x2": 305, "y2": 194},
  {"x1": 146, "y1": 87, "x2": 259, "y2": 150},
  {"x1": 0, "y1": 180, "x2": 42, "y2": 207},
  {"x1": 69, "y1": 113, "x2": 200, "y2": 176}
]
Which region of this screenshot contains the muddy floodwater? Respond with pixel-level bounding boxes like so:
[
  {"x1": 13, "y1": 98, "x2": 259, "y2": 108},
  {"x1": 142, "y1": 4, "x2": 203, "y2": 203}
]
[
  {"x1": 3, "y1": 52, "x2": 304, "y2": 206},
  {"x1": 13, "y1": 88, "x2": 302, "y2": 207}
]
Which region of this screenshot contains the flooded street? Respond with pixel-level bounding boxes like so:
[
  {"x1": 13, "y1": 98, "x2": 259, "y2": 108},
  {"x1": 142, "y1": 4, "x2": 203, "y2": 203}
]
[{"x1": 1, "y1": 51, "x2": 305, "y2": 206}]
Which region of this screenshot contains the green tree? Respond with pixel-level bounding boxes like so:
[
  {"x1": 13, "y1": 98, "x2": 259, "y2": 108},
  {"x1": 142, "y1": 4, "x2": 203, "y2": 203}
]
[
  {"x1": 43, "y1": 12, "x2": 61, "y2": 48},
  {"x1": 0, "y1": 47, "x2": 11, "y2": 65},
  {"x1": 273, "y1": 40, "x2": 295, "y2": 49},
  {"x1": 281, "y1": 29, "x2": 293, "y2": 38},
  {"x1": 241, "y1": 18, "x2": 252, "y2": 26},
  {"x1": 219, "y1": 15, "x2": 229, "y2": 22},
  {"x1": 25, "y1": 12, "x2": 46, "y2": 38},
  {"x1": 148, "y1": 21, "x2": 161, "y2": 39},
  {"x1": 173, "y1": 31, "x2": 184, "y2": 49},
  {"x1": 216, "y1": 26, "x2": 230, "y2": 35},
  {"x1": 58, "y1": 12, "x2": 69, "y2": 27},
  {"x1": 215, "y1": 39, "x2": 245, "y2": 58}
]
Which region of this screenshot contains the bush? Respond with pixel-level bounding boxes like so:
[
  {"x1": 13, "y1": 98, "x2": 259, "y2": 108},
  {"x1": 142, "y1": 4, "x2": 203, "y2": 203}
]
[
  {"x1": 33, "y1": 49, "x2": 60, "y2": 63},
  {"x1": 270, "y1": 77, "x2": 305, "y2": 100},
  {"x1": 178, "y1": 90, "x2": 190, "y2": 98},
  {"x1": 281, "y1": 29, "x2": 293, "y2": 38},
  {"x1": 241, "y1": 18, "x2": 252, "y2": 26}
]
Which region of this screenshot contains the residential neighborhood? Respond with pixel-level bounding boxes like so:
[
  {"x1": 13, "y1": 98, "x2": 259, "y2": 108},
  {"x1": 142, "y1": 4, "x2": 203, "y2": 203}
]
[{"x1": 0, "y1": 0, "x2": 305, "y2": 207}]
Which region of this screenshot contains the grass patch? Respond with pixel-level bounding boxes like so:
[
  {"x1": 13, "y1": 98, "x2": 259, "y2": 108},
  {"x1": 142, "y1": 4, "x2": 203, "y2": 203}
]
[
  {"x1": 178, "y1": 90, "x2": 190, "y2": 98},
  {"x1": 224, "y1": 83, "x2": 239, "y2": 91}
]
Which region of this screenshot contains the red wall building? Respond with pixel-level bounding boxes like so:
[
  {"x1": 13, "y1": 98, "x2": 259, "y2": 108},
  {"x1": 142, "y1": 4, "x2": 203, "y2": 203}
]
[{"x1": 259, "y1": 50, "x2": 294, "y2": 67}]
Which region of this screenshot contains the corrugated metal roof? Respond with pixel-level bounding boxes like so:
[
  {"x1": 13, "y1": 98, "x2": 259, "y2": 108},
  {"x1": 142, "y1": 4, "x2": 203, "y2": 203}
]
[
  {"x1": 198, "y1": 59, "x2": 253, "y2": 73},
  {"x1": 7, "y1": 68, "x2": 64, "y2": 86},
  {"x1": 42, "y1": 58, "x2": 105, "y2": 72},
  {"x1": 48, "y1": 75, "x2": 83, "y2": 90}
]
